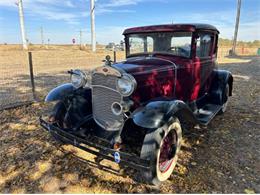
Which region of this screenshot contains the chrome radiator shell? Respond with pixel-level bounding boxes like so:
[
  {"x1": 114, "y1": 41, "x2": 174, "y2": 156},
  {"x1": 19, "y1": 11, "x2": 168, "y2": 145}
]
[{"x1": 91, "y1": 66, "x2": 123, "y2": 131}]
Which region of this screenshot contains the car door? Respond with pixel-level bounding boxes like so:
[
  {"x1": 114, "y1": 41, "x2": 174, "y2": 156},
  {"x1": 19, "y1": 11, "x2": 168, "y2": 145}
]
[
  {"x1": 168, "y1": 32, "x2": 194, "y2": 101},
  {"x1": 191, "y1": 32, "x2": 215, "y2": 100}
]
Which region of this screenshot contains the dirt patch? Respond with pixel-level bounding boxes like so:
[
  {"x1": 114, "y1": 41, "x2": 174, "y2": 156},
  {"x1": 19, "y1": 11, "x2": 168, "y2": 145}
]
[{"x1": 0, "y1": 57, "x2": 259, "y2": 193}]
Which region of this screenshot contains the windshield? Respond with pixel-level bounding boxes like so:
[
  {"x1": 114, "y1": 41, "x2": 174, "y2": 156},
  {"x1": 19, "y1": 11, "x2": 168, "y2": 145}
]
[{"x1": 126, "y1": 32, "x2": 192, "y2": 58}]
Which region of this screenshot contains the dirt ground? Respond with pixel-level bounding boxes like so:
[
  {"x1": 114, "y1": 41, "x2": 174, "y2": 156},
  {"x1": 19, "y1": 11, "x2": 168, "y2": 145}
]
[{"x1": 0, "y1": 56, "x2": 259, "y2": 193}]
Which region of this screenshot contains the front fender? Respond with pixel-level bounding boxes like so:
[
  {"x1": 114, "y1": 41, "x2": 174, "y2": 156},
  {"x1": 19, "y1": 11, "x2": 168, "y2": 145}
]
[
  {"x1": 132, "y1": 100, "x2": 198, "y2": 129},
  {"x1": 45, "y1": 83, "x2": 75, "y2": 102}
]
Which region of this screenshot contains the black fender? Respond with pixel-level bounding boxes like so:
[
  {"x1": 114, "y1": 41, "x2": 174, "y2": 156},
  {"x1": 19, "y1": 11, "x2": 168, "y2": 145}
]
[
  {"x1": 45, "y1": 83, "x2": 92, "y2": 127},
  {"x1": 132, "y1": 100, "x2": 198, "y2": 129},
  {"x1": 209, "y1": 69, "x2": 233, "y2": 105},
  {"x1": 45, "y1": 83, "x2": 76, "y2": 102}
]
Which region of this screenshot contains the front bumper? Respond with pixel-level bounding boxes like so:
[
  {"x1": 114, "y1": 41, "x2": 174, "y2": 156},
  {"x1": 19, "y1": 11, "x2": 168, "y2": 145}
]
[{"x1": 39, "y1": 117, "x2": 150, "y2": 171}]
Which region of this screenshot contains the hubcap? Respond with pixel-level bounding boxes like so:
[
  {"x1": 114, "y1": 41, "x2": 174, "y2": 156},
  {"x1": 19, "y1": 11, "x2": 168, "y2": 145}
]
[{"x1": 159, "y1": 130, "x2": 177, "y2": 173}]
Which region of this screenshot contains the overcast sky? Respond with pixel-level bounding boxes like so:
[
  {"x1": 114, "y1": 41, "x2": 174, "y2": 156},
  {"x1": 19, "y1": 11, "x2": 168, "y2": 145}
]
[{"x1": 0, "y1": 0, "x2": 259, "y2": 44}]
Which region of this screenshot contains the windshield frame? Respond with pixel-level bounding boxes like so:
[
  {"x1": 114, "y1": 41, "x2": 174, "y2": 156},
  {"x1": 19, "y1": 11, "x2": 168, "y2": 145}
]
[{"x1": 125, "y1": 31, "x2": 194, "y2": 59}]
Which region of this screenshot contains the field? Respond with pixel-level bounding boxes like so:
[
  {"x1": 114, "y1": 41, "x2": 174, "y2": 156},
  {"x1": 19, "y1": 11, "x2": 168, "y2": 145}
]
[
  {"x1": 0, "y1": 44, "x2": 125, "y2": 108},
  {"x1": 0, "y1": 45, "x2": 259, "y2": 193}
]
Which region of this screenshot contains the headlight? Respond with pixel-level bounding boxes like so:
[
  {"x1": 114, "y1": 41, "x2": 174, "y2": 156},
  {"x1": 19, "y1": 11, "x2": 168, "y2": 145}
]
[
  {"x1": 117, "y1": 74, "x2": 136, "y2": 96},
  {"x1": 70, "y1": 69, "x2": 86, "y2": 88}
]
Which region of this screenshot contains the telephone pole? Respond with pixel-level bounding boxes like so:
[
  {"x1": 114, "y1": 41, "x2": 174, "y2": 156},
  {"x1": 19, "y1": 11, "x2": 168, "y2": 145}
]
[
  {"x1": 78, "y1": 29, "x2": 86, "y2": 49},
  {"x1": 80, "y1": 30, "x2": 82, "y2": 46},
  {"x1": 47, "y1": 38, "x2": 50, "y2": 49},
  {"x1": 232, "y1": 0, "x2": 242, "y2": 55},
  {"x1": 17, "y1": 0, "x2": 28, "y2": 50},
  {"x1": 40, "y1": 26, "x2": 44, "y2": 46},
  {"x1": 90, "y1": 0, "x2": 96, "y2": 52}
]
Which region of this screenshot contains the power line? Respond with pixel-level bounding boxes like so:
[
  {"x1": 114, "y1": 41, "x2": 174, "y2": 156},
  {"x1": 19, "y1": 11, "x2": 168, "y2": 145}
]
[{"x1": 17, "y1": 0, "x2": 28, "y2": 50}]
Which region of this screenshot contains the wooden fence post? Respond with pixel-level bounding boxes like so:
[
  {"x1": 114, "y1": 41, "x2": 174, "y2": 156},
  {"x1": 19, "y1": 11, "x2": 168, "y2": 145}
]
[
  {"x1": 113, "y1": 50, "x2": 117, "y2": 63},
  {"x1": 28, "y1": 51, "x2": 36, "y2": 100}
]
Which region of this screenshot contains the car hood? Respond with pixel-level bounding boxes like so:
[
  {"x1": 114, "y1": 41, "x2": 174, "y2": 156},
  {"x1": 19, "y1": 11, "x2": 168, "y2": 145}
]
[
  {"x1": 112, "y1": 56, "x2": 188, "y2": 105},
  {"x1": 112, "y1": 56, "x2": 177, "y2": 76}
]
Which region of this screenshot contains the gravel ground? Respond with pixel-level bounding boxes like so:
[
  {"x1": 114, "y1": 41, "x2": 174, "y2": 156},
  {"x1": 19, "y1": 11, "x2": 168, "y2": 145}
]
[{"x1": 0, "y1": 56, "x2": 259, "y2": 193}]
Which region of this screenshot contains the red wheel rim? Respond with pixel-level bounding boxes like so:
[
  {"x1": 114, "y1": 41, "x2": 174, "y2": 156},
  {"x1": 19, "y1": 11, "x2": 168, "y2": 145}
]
[{"x1": 159, "y1": 130, "x2": 177, "y2": 173}]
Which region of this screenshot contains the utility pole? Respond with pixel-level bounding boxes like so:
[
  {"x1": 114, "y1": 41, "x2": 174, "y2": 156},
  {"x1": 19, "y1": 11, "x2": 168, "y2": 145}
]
[
  {"x1": 47, "y1": 38, "x2": 50, "y2": 49},
  {"x1": 90, "y1": 0, "x2": 96, "y2": 52},
  {"x1": 40, "y1": 26, "x2": 44, "y2": 46},
  {"x1": 79, "y1": 29, "x2": 83, "y2": 49},
  {"x1": 232, "y1": 0, "x2": 242, "y2": 55},
  {"x1": 78, "y1": 30, "x2": 86, "y2": 49},
  {"x1": 80, "y1": 30, "x2": 82, "y2": 47},
  {"x1": 17, "y1": 0, "x2": 28, "y2": 50}
]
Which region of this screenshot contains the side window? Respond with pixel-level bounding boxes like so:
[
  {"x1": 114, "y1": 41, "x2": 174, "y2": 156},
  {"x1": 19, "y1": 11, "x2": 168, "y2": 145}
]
[
  {"x1": 129, "y1": 37, "x2": 144, "y2": 54},
  {"x1": 171, "y1": 32, "x2": 192, "y2": 58},
  {"x1": 129, "y1": 36, "x2": 153, "y2": 54},
  {"x1": 196, "y1": 34, "x2": 213, "y2": 58}
]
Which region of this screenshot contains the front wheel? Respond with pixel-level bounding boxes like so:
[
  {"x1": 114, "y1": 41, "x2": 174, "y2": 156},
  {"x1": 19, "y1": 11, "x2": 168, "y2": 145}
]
[
  {"x1": 140, "y1": 118, "x2": 182, "y2": 185},
  {"x1": 48, "y1": 101, "x2": 67, "y2": 128},
  {"x1": 48, "y1": 101, "x2": 67, "y2": 143}
]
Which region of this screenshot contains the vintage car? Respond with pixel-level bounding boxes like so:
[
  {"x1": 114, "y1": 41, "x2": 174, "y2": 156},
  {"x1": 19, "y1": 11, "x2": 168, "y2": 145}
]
[{"x1": 40, "y1": 24, "x2": 233, "y2": 185}]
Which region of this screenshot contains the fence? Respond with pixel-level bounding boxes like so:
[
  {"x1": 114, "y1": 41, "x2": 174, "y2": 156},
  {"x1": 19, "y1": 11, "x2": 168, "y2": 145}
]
[
  {"x1": 217, "y1": 46, "x2": 259, "y2": 60},
  {"x1": 0, "y1": 45, "x2": 258, "y2": 110},
  {"x1": 0, "y1": 45, "x2": 125, "y2": 110}
]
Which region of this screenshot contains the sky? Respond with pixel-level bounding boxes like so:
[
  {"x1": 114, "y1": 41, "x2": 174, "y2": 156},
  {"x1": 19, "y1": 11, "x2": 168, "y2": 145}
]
[{"x1": 0, "y1": 0, "x2": 259, "y2": 44}]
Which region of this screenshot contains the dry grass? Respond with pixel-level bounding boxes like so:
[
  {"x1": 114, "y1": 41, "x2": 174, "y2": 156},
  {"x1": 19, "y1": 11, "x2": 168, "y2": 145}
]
[{"x1": 0, "y1": 45, "x2": 125, "y2": 108}]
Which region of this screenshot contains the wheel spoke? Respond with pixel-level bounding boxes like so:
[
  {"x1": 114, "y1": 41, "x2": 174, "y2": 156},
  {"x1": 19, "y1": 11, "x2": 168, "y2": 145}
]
[{"x1": 159, "y1": 129, "x2": 178, "y2": 173}]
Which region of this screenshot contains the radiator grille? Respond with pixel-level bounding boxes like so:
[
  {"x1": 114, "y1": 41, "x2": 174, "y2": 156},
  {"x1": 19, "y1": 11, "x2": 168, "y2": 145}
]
[
  {"x1": 92, "y1": 73, "x2": 123, "y2": 131},
  {"x1": 92, "y1": 73, "x2": 118, "y2": 90}
]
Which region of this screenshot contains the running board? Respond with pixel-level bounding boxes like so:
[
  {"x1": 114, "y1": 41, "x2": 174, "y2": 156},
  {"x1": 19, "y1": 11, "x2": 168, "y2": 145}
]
[{"x1": 194, "y1": 104, "x2": 222, "y2": 125}]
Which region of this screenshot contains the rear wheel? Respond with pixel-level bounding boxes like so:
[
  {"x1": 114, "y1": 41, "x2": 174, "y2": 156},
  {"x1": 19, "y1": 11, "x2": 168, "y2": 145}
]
[
  {"x1": 140, "y1": 118, "x2": 182, "y2": 185},
  {"x1": 219, "y1": 84, "x2": 229, "y2": 114}
]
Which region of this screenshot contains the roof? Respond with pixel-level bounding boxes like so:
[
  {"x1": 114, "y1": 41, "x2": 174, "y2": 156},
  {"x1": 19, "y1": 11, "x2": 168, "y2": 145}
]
[{"x1": 123, "y1": 23, "x2": 219, "y2": 35}]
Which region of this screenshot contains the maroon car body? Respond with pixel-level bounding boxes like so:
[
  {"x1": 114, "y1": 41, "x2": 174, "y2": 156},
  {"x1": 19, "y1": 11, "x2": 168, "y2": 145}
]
[
  {"x1": 116, "y1": 24, "x2": 219, "y2": 105},
  {"x1": 40, "y1": 24, "x2": 233, "y2": 185}
]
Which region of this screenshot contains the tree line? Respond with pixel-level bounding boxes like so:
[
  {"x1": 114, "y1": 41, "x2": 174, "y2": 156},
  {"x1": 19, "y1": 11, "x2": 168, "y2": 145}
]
[{"x1": 219, "y1": 38, "x2": 260, "y2": 47}]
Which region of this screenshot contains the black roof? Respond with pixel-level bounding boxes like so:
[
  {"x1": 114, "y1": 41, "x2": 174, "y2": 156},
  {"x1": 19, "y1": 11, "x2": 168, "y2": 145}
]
[
  {"x1": 189, "y1": 23, "x2": 219, "y2": 31},
  {"x1": 123, "y1": 23, "x2": 219, "y2": 35}
]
